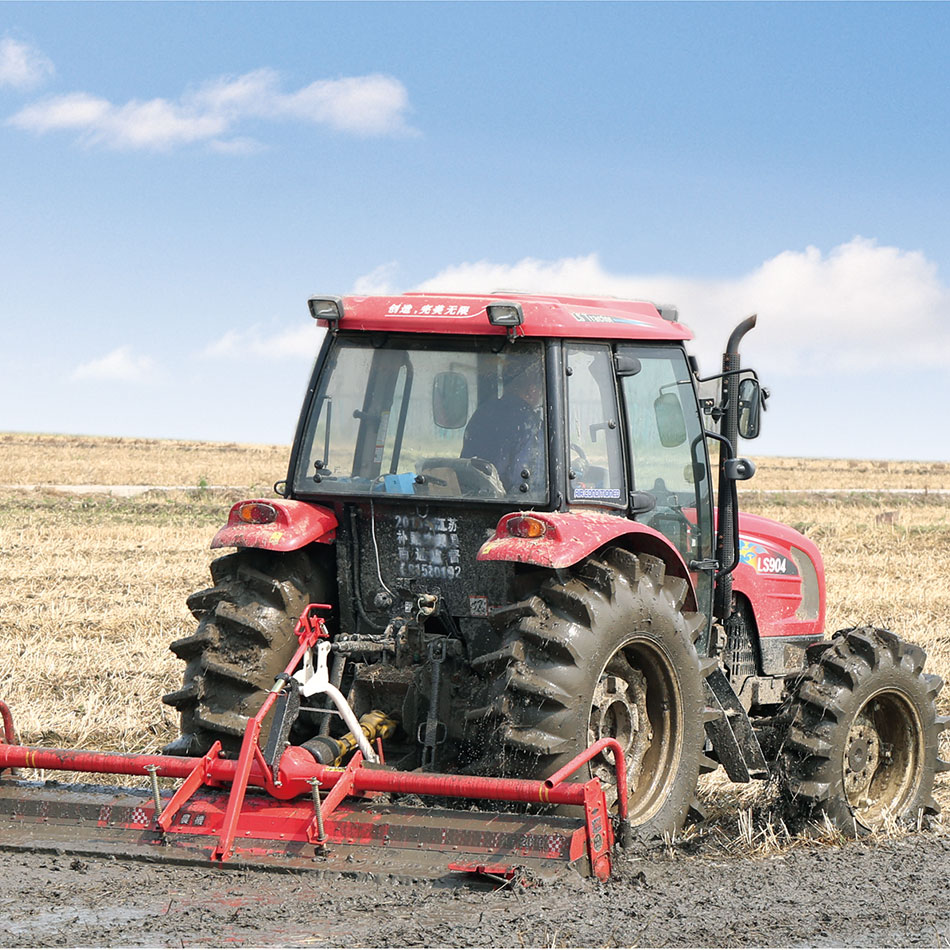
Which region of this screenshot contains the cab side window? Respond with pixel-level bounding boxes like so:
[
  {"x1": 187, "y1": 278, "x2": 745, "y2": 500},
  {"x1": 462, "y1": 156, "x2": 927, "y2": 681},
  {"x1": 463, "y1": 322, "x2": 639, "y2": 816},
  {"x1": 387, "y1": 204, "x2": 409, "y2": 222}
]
[
  {"x1": 618, "y1": 345, "x2": 714, "y2": 576},
  {"x1": 565, "y1": 344, "x2": 625, "y2": 505}
]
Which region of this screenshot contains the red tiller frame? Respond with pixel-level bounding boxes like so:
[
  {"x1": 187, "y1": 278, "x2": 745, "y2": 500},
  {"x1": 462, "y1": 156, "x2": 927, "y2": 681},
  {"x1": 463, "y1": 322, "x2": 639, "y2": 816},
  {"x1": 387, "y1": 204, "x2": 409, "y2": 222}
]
[
  {"x1": 0, "y1": 701, "x2": 16, "y2": 746},
  {"x1": 0, "y1": 605, "x2": 632, "y2": 880}
]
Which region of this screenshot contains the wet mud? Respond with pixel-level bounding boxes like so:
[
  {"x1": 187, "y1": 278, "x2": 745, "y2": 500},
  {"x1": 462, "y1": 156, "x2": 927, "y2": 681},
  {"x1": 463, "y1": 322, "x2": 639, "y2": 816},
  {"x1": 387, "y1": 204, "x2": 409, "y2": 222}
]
[{"x1": 3, "y1": 834, "x2": 950, "y2": 947}]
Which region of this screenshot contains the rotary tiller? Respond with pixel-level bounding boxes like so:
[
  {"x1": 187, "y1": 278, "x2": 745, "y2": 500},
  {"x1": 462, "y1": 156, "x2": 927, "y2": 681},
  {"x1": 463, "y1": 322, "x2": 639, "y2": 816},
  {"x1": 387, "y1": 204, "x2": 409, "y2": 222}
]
[{"x1": 0, "y1": 606, "x2": 627, "y2": 883}]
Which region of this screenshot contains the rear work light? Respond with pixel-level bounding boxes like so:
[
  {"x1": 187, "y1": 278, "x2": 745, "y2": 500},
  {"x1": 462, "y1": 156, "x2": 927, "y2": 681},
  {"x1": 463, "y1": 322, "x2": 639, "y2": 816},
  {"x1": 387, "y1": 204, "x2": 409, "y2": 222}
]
[
  {"x1": 238, "y1": 502, "x2": 278, "y2": 525},
  {"x1": 308, "y1": 296, "x2": 344, "y2": 323},
  {"x1": 506, "y1": 515, "x2": 547, "y2": 539},
  {"x1": 486, "y1": 301, "x2": 524, "y2": 328}
]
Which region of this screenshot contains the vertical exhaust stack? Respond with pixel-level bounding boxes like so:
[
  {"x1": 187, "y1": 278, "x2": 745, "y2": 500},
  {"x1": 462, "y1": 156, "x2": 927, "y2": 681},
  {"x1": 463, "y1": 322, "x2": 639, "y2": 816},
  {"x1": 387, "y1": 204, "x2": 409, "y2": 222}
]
[{"x1": 713, "y1": 314, "x2": 757, "y2": 623}]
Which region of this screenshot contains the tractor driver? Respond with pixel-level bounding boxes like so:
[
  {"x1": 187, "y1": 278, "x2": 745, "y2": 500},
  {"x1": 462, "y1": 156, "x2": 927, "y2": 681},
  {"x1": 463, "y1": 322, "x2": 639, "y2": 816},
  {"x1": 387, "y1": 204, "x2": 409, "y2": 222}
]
[{"x1": 461, "y1": 358, "x2": 545, "y2": 493}]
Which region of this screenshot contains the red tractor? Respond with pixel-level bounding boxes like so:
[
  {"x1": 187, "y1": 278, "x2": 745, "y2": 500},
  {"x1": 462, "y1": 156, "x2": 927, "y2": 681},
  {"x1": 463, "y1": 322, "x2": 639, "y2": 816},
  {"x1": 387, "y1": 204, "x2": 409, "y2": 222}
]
[
  {"x1": 158, "y1": 291, "x2": 945, "y2": 838},
  {"x1": 0, "y1": 290, "x2": 943, "y2": 880}
]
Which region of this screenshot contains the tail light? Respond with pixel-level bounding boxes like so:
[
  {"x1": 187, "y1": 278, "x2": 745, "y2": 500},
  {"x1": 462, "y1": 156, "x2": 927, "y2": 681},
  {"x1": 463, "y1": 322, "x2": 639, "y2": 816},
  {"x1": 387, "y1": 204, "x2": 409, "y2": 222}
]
[
  {"x1": 506, "y1": 515, "x2": 547, "y2": 539},
  {"x1": 237, "y1": 502, "x2": 278, "y2": 525}
]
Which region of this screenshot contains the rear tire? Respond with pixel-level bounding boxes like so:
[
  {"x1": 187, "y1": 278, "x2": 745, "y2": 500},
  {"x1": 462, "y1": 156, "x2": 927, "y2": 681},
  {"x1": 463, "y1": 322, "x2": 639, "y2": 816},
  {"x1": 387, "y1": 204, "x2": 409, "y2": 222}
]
[
  {"x1": 162, "y1": 548, "x2": 331, "y2": 756},
  {"x1": 478, "y1": 548, "x2": 710, "y2": 839},
  {"x1": 778, "y1": 626, "x2": 949, "y2": 832}
]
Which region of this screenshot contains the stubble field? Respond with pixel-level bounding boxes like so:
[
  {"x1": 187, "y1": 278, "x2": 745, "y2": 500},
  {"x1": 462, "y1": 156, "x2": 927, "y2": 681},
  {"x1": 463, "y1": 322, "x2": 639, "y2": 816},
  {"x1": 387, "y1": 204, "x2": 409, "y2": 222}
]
[{"x1": 1, "y1": 431, "x2": 949, "y2": 946}]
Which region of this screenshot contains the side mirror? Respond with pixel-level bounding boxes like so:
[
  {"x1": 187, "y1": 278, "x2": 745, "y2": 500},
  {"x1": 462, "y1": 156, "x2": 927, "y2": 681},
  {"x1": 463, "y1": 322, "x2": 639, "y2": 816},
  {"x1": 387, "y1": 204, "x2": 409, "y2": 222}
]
[
  {"x1": 654, "y1": 392, "x2": 687, "y2": 447},
  {"x1": 724, "y1": 457, "x2": 756, "y2": 481},
  {"x1": 737, "y1": 377, "x2": 762, "y2": 440},
  {"x1": 432, "y1": 372, "x2": 469, "y2": 429},
  {"x1": 615, "y1": 354, "x2": 642, "y2": 377}
]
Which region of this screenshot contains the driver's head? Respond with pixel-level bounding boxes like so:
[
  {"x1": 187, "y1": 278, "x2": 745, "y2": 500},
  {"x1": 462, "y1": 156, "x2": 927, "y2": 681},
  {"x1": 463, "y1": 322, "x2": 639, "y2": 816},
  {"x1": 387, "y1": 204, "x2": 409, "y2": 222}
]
[{"x1": 503, "y1": 359, "x2": 544, "y2": 406}]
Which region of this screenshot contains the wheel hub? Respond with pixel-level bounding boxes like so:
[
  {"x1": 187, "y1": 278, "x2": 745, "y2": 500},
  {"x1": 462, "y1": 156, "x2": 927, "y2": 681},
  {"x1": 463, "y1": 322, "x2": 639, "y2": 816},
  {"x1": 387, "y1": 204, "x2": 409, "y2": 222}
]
[
  {"x1": 847, "y1": 738, "x2": 870, "y2": 773},
  {"x1": 588, "y1": 667, "x2": 651, "y2": 802},
  {"x1": 844, "y1": 712, "x2": 881, "y2": 798}
]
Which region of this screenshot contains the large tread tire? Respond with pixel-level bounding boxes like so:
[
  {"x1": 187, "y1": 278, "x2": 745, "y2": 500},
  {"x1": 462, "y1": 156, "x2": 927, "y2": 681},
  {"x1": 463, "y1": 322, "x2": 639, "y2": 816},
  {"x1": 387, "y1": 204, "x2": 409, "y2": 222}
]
[
  {"x1": 163, "y1": 548, "x2": 331, "y2": 756},
  {"x1": 778, "y1": 625, "x2": 949, "y2": 833},
  {"x1": 477, "y1": 548, "x2": 710, "y2": 839}
]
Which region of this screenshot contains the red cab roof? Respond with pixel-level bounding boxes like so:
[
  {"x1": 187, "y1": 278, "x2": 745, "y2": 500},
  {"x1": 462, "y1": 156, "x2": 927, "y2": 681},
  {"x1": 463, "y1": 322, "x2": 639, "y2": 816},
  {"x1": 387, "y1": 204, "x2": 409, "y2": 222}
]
[{"x1": 320, "y1": 292, "x2": 692, "y2": 342}]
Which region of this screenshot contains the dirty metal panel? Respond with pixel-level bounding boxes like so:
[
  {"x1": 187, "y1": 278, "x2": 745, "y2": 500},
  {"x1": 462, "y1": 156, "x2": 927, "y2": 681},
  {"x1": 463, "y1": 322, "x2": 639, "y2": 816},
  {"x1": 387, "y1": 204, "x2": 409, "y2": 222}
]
[
  {"x1": 347, "y1": 502, "x2": 512, "y2": 623},
  {"x1": 0, "y1": 779, "x2": 587, "y2": 882}
]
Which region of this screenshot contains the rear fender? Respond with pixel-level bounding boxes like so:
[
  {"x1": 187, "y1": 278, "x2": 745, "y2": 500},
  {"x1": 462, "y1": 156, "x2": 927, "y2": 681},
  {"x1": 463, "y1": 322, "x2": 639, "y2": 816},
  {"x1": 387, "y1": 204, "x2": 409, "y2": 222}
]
[
  {"x1": 478, "y1": 510, "x2": 697, "y2": 611},
  {"x1": 211, "y1": 499, "x2": 338, "y2": 552}
]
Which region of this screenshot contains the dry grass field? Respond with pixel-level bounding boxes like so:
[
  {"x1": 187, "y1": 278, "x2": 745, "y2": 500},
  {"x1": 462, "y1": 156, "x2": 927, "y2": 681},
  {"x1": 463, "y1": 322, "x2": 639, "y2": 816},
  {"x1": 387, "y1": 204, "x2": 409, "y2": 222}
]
[
  {"x1": 0, "y1": 432, "x2": 288, "y2": 490},
  {"x1": 0, "y1": 432, "x2": 948, "y2": 845}
]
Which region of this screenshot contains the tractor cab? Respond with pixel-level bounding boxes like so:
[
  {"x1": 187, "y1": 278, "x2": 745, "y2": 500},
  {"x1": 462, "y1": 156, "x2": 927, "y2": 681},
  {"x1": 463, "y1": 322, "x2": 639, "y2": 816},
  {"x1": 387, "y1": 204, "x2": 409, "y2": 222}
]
[{"x1": 289, "y1": 292, "x2": 733, "y2": 629}]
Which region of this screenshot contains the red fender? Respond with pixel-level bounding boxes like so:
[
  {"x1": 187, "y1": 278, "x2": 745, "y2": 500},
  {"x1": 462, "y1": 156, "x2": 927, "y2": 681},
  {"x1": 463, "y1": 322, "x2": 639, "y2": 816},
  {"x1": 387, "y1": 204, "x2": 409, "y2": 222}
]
[
  {"x1": 211, "y1": 499, "x2": 337, "y2": 552},
  {"x1": 732, "y1": 512, "x2": 826, "y2": 639},
  {"x1": 478, "y1": 510, "x2": 698, "y2": 611}
]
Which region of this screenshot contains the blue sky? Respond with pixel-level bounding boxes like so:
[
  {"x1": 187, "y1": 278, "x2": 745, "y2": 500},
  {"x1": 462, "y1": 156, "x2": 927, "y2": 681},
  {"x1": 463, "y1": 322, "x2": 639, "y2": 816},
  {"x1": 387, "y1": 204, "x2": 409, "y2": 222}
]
[{"x1": 2, "y1": 2, "x2": 949, "y2": 461}]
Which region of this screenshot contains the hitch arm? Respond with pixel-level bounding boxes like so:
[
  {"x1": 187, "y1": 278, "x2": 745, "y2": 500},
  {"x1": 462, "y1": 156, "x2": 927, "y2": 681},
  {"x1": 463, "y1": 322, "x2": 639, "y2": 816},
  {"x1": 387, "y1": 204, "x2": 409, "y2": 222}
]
[{"x1": 212, "y1": 603, "x2": 333, "y2": 862}]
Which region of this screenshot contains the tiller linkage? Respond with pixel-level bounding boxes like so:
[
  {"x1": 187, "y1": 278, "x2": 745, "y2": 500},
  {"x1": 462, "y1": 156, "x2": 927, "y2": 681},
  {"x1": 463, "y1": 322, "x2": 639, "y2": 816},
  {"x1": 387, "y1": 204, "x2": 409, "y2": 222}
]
[{"x1": 0, "y1": 606, "x2": 632, "y2": 882}]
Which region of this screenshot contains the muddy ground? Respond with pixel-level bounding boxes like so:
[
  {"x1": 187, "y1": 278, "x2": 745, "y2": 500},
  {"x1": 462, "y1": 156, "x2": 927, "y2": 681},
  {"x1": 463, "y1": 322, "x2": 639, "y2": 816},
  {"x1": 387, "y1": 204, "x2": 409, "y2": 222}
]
[{"x1": 3, "y1": 833, "x2": 949, "y2": 947}]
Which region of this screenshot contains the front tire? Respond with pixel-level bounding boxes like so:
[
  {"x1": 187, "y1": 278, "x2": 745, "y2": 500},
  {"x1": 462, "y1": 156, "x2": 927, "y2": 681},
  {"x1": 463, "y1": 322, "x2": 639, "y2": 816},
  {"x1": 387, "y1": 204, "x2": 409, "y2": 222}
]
[
  {"x1": 778, "y1": 626, "x2": 948, "y2": 832},
  {"x1": 479, "y1": 548, "x2": 710, "y2": 839}
]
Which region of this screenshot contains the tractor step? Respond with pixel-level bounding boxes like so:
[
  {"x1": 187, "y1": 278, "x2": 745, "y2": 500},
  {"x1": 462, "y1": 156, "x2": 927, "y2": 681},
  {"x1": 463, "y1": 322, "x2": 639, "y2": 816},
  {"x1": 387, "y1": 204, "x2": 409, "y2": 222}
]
[{"x1": 0, "y1": 778, "x2": 589, "y2": 882}]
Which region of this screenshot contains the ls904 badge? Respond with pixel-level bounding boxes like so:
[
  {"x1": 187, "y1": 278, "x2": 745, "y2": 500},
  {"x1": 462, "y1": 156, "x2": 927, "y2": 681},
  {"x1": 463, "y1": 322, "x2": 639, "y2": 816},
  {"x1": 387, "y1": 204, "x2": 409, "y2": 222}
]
[{"x1": 738, "y1": 539, "x2": 797, "y2": 576}]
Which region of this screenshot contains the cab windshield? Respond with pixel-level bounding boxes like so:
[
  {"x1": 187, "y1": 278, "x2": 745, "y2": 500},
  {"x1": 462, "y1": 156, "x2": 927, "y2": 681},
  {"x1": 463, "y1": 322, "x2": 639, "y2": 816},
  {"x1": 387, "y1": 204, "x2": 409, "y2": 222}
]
[{"x1": 293, "y1": 336, "x2": 548, "y2": 504}]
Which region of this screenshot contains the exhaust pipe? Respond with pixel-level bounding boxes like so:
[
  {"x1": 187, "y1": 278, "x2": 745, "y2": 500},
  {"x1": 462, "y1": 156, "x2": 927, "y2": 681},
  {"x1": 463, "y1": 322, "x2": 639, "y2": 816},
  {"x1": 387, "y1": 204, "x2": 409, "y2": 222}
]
[{"x1": 713, "y1": 315, "x2": 757, "y2": 622}]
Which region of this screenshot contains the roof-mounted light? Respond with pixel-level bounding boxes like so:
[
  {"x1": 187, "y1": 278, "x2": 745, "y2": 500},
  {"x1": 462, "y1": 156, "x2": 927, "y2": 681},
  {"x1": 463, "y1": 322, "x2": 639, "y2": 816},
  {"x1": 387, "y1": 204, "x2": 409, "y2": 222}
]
[
  {"x1": 486, "y1": 301, "x2": 524, "y2": 328},
  {"x1": 656, "y1": 304, "x2": 679, "y2": 323},
  {"x1": 308, "y1": 296, "x2": 344, "y2": 323}
]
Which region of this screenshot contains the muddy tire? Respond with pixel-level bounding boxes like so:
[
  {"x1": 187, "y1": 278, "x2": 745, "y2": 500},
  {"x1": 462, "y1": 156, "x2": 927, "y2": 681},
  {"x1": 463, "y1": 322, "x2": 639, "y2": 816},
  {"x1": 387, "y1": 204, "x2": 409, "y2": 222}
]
[
  {"x1": 778, "y1": 626, "x2": 949, "y2": 833},
  {"x1": 162, "y1": 548, "x2": 331, "y2": 756},
  {"x1": 479, "y1": 548, "x2": 710, "y2": 838}
]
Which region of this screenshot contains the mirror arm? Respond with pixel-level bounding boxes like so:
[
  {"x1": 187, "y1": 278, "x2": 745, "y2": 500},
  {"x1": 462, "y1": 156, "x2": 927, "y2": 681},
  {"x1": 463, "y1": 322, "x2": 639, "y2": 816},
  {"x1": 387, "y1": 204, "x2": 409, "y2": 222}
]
[
  {"x1": 322, "y1": 397, "x2": 332, "y2": 472},
  {"x1": 705, "y1": 430, "x2": 741, "y2": 569},
  {"x1": 694, "y1": 366, "x2": 759, "y2": 385}
]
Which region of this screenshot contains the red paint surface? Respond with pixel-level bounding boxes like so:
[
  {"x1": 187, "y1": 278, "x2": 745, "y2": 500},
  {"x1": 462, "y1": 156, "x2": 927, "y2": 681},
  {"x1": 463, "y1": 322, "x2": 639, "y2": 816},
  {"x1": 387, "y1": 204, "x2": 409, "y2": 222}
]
[
  {"x1": 212, "y1": 499, "x2": 337, "y2": 551},
  {"x1": 544, "y1": 737, "x2": 629, "y2": 824},
  {"x1": 318, "y1": 293, "x2": 692, "y2": 342},
  {"x1": 0, "y1": 742, "x2": 595, "y2": 808},
  {"x1": 0, "y1": 700, "x2": 16, "y2": 745},
  {"x1": 734, "y1": 512, "x2": 826, "y2": 638},
  {"x1": 478, "y1": 511, "x2": 696, "y2": 608}
]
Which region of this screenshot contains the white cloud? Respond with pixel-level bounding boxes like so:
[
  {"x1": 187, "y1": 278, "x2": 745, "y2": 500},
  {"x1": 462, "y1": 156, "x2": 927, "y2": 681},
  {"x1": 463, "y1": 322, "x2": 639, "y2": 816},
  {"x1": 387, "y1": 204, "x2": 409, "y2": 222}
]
[
  {"x1": 0, "y1": 37, "x2": 54, "y2": 90},
  {"x1": 12, "y1": 91, "x2": 111, "y2": 130},
  {"x1": 70, "y1": 346, "x2": 159, "y2": 383},
  {"x1": 415, "y1": 238, "x2": 950, "y2": 375},
  {"x1": 187, "y1": 67, "x2": 280, "y2": 118},
  {"x1": 351, "y1": 261, "x2": 400, "y2": 295},
  {"x1": 7, "y1": 67, "x2": 414, "y2": 151},
  {"x1": 202, "y1": 324, "x2": 324, "y2": 361},
  {"x1": 282, "y1": 75, "x2": 413, "y2": 136}
]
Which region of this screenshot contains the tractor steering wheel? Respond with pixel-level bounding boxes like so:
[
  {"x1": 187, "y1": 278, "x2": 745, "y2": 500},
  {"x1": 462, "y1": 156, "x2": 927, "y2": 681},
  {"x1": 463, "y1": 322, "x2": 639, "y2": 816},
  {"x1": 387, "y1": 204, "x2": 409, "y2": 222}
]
[{"x1": 570, "y1": 442, "x2": 589, "y2": 479}]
